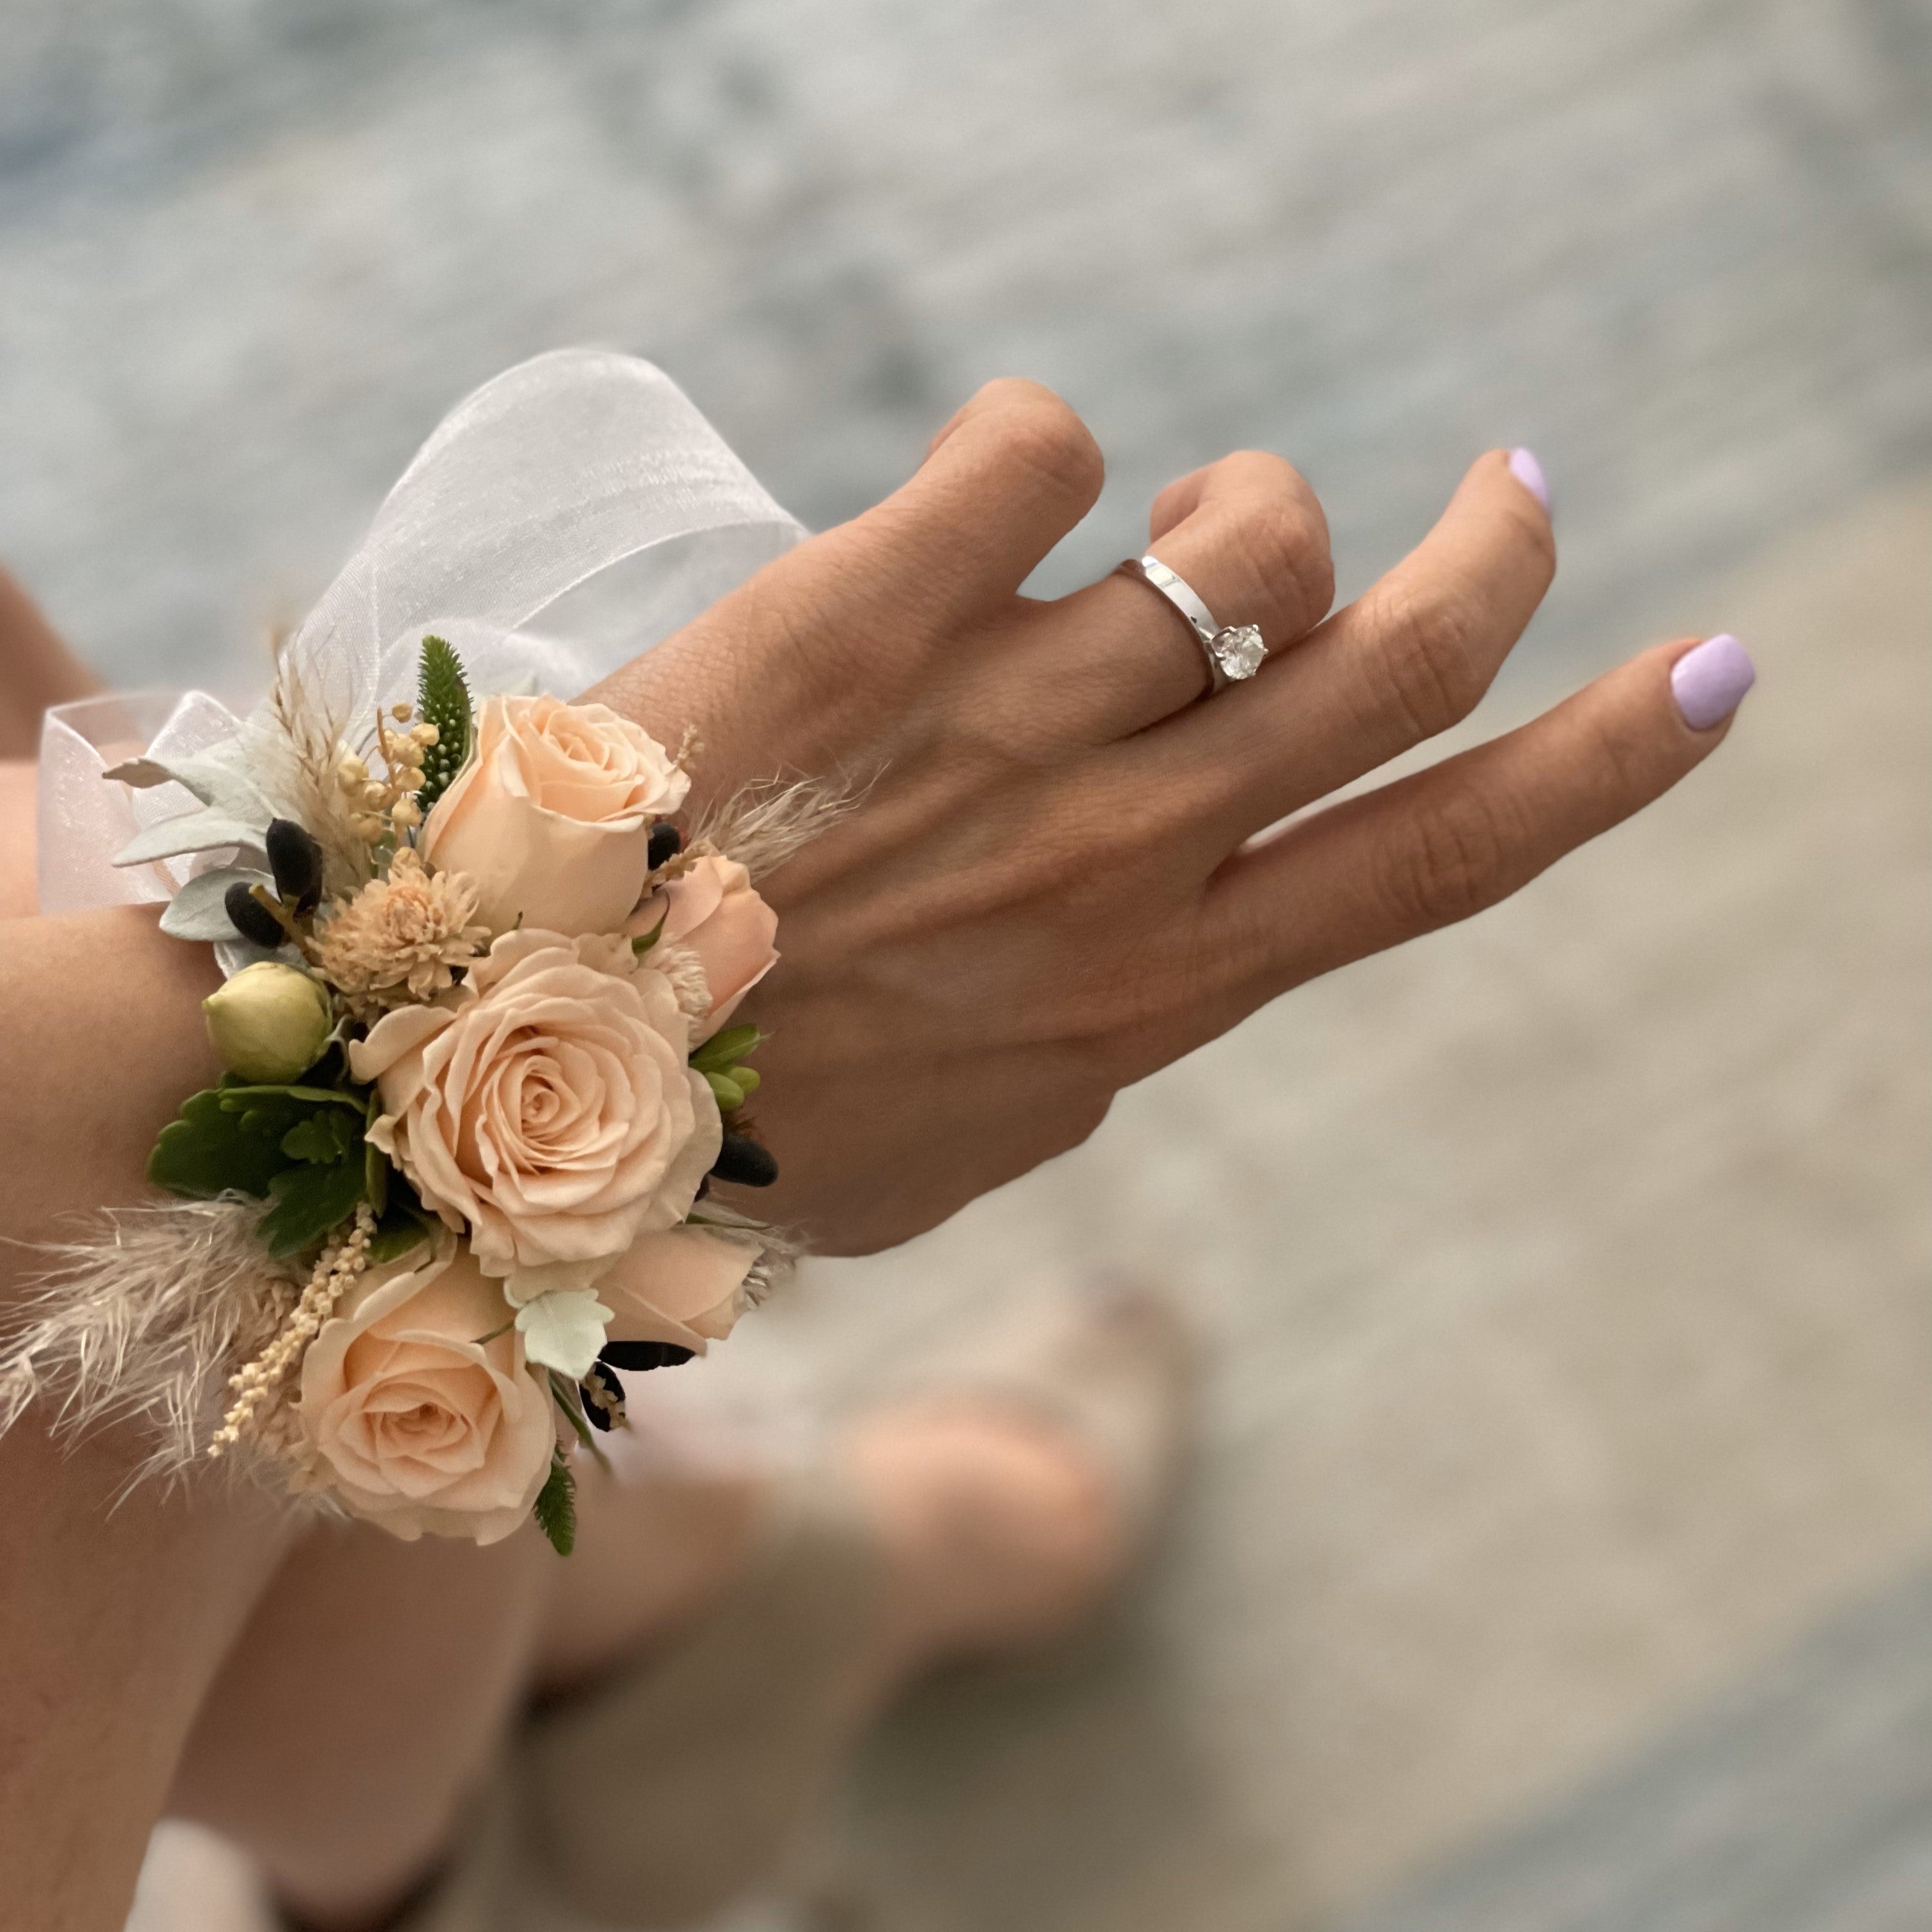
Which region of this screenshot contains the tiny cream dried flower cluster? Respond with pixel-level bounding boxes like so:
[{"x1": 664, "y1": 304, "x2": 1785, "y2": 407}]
[
  {"x1": 113, "y1": 637, "x2": 785, "y2": 1552},
  {"x1": 209, "y1": 1202, "x2": 376, "y2": 1454},
  {"x1": 337, "y1": 705, "x2": 441, "y2": 843}
]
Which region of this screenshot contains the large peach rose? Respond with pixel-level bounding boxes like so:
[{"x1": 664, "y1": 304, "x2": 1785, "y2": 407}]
[
  {"x1": 599, "y1": 1226, "x2": 760, "y2": 1355},
  {"x1": 625, "y1": 854, "x2": 779, "y2": 1041},
  {"x1": 418, "y1": 694, "x2": 689, "y2": 937},
  {"x1": 295, "y1": 1236, "x2": 554, "y2": 1544},
  {"x1": 349, "y1": 931, "x2": 721, "y2": 1289}
]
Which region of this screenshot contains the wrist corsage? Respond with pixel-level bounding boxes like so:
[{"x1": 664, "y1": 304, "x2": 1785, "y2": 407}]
[{"x1": 1, "y1": 350, "x2": 820, "y2": 1551}]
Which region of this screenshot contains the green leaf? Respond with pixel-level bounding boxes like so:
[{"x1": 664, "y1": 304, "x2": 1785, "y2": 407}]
[
  {"x1": 364, "y1": 1137, "x2": 390, "y2": 1219},
  {"x1": 365, "y1": 1216, "x2": 428, "y2": 1264},
  {"x1": 148, "y1": 1087, "x2": 295, "y2": 1199},
  {"x1": 415, "y1": 635, "x2": 473, "y2": 815},
  {"x1": 280, "y1": 1108, "x2": 358, "y2": 1165},
  {"x1": 533, "y1": 1452, "x2": 576, "y2": 1556},
  {"x1": 690, "y1": 1023, "x2": 763, "y2": 1074},
  {"x1": 366, "y1": 1186, "x2": 434, "y2": 1263},
  {"x1": 215, "y1": 1082, "x2": 362, "y2": 1109},
  {"x1": 629, "y1": 908, "x2": 668, "y2": 956},
  {"x1": 258, "y1": 1156, "x2": 368, "y2": 1259}
]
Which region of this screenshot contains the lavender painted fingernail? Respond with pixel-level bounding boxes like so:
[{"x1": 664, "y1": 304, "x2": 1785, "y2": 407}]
[
  {"x1": 1671, "y1": 633, "x2": 1756, "y2": 729},
  {"x1": 1506, "y1": 447, "x2": 1549, "y2": 512}
]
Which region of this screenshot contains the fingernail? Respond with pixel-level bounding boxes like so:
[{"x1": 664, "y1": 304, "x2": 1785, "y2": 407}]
[
  {"x1": 1671, "y1": 633, "x2": 1756, "y2": 729},
  {"x1": 1506, "y1": 447, "x2": 1549, "y2": 512}
]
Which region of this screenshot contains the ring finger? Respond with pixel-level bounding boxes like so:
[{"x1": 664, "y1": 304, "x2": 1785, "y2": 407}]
[{"x1": 1038, "y1": 450, "x2": 1334, "y2": 741}]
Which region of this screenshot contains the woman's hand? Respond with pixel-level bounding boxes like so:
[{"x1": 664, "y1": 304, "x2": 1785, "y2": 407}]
[{"x1": 590, "y1": 382, "x2": 1749, "y2": 1254}]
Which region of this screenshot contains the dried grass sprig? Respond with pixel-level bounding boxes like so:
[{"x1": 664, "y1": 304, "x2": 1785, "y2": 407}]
[
  {"x1": 264, "y1": 654, "x2": 375, "y2": 898},
  {"x1": 687, "y1": 771, "x2": 870, "y2": 884},
  {"x1": 0, "y1": 1199, "x2": 303, "y2": 1489}
]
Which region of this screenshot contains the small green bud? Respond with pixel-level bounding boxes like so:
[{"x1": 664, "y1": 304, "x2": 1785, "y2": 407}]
[
  {"x1": 203, "y1": 963, "x2": 333, "y2": 1084},
  {"x1": 728, "y1": 1064, "x2": 761, "y2": 1098},
  {"x1": 702, "y1": 1068, "x2": 745, "y2": 1112}
]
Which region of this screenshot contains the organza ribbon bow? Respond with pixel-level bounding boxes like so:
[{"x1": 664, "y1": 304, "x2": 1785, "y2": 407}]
[{"x1": 37, "y1": 349, "x2": 804, "y2": 917}]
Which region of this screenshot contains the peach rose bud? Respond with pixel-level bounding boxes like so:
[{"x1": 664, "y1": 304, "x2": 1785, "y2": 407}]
[
  {"x1": 419, "y1": 693, "x2": 690, "y2": 937},
  {"x1": 626, "y1": 854, "x2": 778, "y2": 1041},
  {"x1": 597, "y1": 1226, "x2": 758, "y2": 1355}
]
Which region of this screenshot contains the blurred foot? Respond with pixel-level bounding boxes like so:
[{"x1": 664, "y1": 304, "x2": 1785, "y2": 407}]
[
  {"x1": 517, "y1": 1285, "x2": 1195, "y2": 1929},
  {"x1": 843, "y1": 1286, "x2": 1193, "y2": 1698}
]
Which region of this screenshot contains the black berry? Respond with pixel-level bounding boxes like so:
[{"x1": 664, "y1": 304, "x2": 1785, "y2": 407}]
[{"x1": 647, "y1": 821, "x2": 683, "y2": 870}]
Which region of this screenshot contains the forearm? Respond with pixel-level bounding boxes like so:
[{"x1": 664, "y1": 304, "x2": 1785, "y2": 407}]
[{"x1": 0, "y1": 908, "x2": 294, "y2": 1931}]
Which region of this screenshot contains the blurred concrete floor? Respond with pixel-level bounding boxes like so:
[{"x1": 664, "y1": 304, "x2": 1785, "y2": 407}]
[
  {"x1": 2, "y1": 2, "x2": 1921, "y2": 1928},
  {"x1": 762, "y1": 471, "x2": 1932, "y2": 1932}
]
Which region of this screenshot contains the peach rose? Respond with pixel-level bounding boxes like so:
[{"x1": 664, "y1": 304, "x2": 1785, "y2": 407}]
[
  {"x1": 599, "y1": 1226, "x2": 760, "y2": 1354},
  {"x1": 418, "y1": 693, "x2": 689, "y2": 937},
  {"x1": 295, "y1": 1236, "x2": 555, "y2": 1544},
  {"x1": 349, "y1": 930, "x2": 721, "y2": 1289},
  {"x1": 626, "y1": 854, "x2": 779, "y2": 1041}
]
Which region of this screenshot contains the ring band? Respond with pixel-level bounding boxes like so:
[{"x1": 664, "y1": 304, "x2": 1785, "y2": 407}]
[{"x1": 1115, "y1": 555, "x2": 1268, "y2": 694}]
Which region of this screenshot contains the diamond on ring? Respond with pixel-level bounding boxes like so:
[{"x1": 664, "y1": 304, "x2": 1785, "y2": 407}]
[{"x1": 1211, "y1": 624, "x2": 1266, "y2": 682}]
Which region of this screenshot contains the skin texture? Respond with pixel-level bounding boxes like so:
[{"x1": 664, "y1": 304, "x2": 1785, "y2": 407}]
[
  {"x1": 0, "y1": 383, "x2": 1743, "y2": 1929},
  {"x1": 0, "y1": 911, "x2": 297, "y2": 1932},
  {"x1": 589, "y1": 383, "x2": 1739, "y2": 1251}
]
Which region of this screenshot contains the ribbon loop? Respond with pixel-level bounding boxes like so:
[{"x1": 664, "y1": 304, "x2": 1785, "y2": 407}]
[{"x1": 38, "y1": 350, "x2": 804, "y2": 916}]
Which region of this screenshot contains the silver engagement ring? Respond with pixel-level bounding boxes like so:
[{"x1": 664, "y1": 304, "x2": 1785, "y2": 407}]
[{"x1": 1116, "y1": 555, "x2": 1268, "y2": 694}]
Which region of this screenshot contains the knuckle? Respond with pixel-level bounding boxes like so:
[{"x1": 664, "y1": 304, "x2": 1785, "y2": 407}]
[
  {"x1": 1577, "y1": 699, "x2": 1650, "y2": 803},
  {"x1": 1382, "y1": 790, "x2": 1516, "y2": 931},
  {"x1": 989, "y1": 385, "x2": 1105, "y2": 505},
  {"x1": 1367, "y1": 585, "x2": 1487, "y2": 739},
  {"x1": 1257, "y1": 502, "x2": 1335, "y2": 632},
  {"x1": 1223, "y1": 494, "x2": 1335, "y2": 640}
]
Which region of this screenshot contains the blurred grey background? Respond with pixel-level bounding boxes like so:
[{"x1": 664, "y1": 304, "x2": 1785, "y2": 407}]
[{"x1": 6, "y1": 4, "x2": 1924, "y2": 1931}]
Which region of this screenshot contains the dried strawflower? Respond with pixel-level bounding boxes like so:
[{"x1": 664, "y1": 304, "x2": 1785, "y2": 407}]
[{"x1": 310, "y1": 848, "x2": 488, "y2": 1018}]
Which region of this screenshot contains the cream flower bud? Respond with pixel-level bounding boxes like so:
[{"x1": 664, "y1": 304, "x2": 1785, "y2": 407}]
[{"x1": 203, "y1": 962, "x2": 334, "y2": 1084}]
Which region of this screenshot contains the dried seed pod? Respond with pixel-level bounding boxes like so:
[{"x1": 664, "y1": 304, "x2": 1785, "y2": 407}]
[
  {"x1": 224, "y1": 879, "x2": 289, "y2": 950},
  {"x1": 710, "y1": 1133, "x2": 779, "y2": 1188},
  {"x1": 579, "y1": 1360, "x2": 627, "y2": 1432},
  {"x1": 264, "y1": 818, "x2": 325, "y2": 914},
  {"x1": 599, "y1": 1340, "x2": 696, "y2": 1373}
]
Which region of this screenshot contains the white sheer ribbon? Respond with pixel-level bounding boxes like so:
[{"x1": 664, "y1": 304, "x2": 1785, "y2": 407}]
[{"x1": 38, "y1": 349, "x2": 804, "y2": 914}]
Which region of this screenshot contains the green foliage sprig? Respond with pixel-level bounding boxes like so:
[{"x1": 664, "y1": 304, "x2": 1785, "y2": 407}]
[
  {"x1": 148, "y1": 1051, "x2": 433, "y2": 1262},
  {"x1": 413, "y1": 636, "x2": 473, "y2": 815},
  {"x1": 533, "y1": 1451, "x2": 576, "y2": 1556}
]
